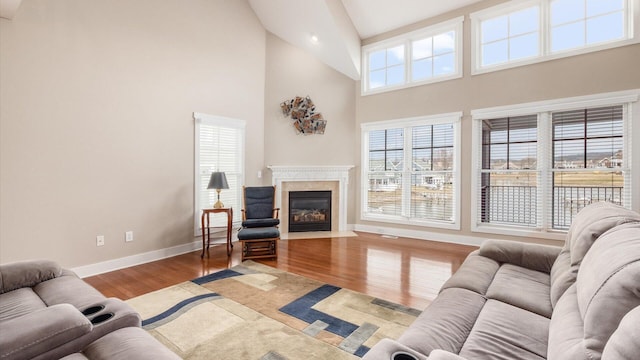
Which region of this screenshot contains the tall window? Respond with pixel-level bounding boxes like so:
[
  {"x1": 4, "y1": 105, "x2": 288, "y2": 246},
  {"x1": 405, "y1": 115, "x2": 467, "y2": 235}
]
[
  {"x1": 362, "y1": 113, "x2": 461, "y2": 229},
  {"x1": 472, "y1": 92, "x2": 636, "y2": 237},
  {"x1": 362, "y1": 17, "x2": 463, "y2": 95},
  {"x1": 471, "y1": 0, "x2": 636, "y2": 73},
  {"x1": 194, "y1": 113, "x2": 245, "y2": 234},
  {"x1": 480, "y1": 115, "x2": 539, "y2": 227},
  {"x1": 552, "y1": 106, "x2": 624, "y2": 229}
]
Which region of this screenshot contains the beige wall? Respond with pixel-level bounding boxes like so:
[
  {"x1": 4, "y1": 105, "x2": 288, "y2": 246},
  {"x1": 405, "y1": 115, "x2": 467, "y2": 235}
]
[
  {"x1": 0, "y1": 0, "x2": 266, "y2": 267},
  {"x1": 355, "y1": 1, "x2": 640, "y2": 245},
  {"x1": 263, "y1": 33, "x2": 358, "y2": 223}
]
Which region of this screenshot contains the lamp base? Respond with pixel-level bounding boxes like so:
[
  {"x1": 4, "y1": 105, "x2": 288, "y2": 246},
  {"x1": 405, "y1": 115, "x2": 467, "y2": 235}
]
[{"x1": 213, "y1": 200, "x2": 224, "y2": 209}]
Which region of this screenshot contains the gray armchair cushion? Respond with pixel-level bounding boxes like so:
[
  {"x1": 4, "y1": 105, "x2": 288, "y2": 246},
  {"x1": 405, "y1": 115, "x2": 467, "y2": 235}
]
[
  {"x1": 74, "y1": 327, "x2": 180, "y2": 360},
  {"x1": 0, "y1": 303, "x2": 92, "y2": 360},
  {"x1": 0, "y1": 260, "x2": 62, "y2": 294}
]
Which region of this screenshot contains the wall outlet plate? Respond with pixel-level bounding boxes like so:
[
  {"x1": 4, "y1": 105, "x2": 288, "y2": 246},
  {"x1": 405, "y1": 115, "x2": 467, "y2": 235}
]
[
  {"x1": 125, "y1": 231, "x2": 133, "y2": 242},
  {"x1": 96, "y1": 235, "x2": 105, "y2": 247}
]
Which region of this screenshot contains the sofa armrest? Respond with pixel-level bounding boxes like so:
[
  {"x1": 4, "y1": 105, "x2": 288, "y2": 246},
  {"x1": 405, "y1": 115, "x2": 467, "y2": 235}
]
[
  {"x1": 428, "y1": 350, "x2": 469, "y2": 360},
  {"x1": 478, "y1": 240, "x2": 561, "y2": 274},
  {"x1": 363, "y1": 339, "x2": 428, "y2": 360},
  {"x1": 0, "y1": 303, "x2": 92, "y2": 360},
  {"x1": 0, "y1": 260, "x2": 62, "y2": 294}
]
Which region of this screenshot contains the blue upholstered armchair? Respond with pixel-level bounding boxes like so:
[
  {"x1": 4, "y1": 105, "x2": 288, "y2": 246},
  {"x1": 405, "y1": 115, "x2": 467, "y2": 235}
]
[{"x1": 241, "y1": 186, "x2": 280, "y2": 228}]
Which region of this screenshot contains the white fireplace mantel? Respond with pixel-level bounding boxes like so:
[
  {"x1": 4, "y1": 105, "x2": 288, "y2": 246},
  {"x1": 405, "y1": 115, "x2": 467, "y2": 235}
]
[{"x1": 268, "y1": 165, "x2": 354, "y2": 232}]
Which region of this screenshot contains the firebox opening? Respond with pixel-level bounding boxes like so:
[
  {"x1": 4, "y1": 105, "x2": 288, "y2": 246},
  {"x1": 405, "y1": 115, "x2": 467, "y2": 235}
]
[{"x1": 288, "y1": 190, "x2": 331, "y2": 232}]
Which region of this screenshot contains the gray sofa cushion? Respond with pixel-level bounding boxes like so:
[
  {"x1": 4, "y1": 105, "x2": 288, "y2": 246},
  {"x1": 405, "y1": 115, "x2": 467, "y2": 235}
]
[
  {"x1": 0, "y1": 287, "x2": 46, "y2": 321},
  {"x1": 440, "y1": 251, "x2": 499, "y2": 295},
  {"x1": 479, "y1": 240, "x2": 561, "y2": 274},
  {"x1": 398, "y1": 288, "x2": 486, "y2": 355},
  {"x1": 602, "y1": 305, "x2": 640, "y2": 360},
  {"x1": 576, "y1": 222, "x2": 640, "y2": 358},
  {"x1": 0, "y1": 303, "x2": 92, "y2": 360},
  {"x1": 0, "y1": 260, "x2": 62, "y2": 294},
  {"x1": 459, "y1": 300, "x2": 548, "y2": 360},
  {"x1": 485, "y1": 264, "x2": 552, "y2": 318},
  {"x1": 550, "y1": 202, "x2": 640, "y2": 306}
]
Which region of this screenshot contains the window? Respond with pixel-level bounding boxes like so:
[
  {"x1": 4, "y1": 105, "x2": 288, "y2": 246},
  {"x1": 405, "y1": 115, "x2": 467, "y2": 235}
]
[
  {"x1": 471, "y1": 0, "x2": 638, "y2": 74},
  {"x1": 480, "y1": 6, "x2": 540, "y2": 67},
  {"x1": 362, "y1": 113, "x2": 461, "y2": 229},
  {"x1": 472, "y1": 91, "x2": 638, "y2": 238},
  {"x1": 362, "y1": 17, "x2": 463, "y2": 95},
  {"x1": 194, "y1": 112, "x2": 245, "y2": 235},
  {"x1": 551, "y1": 0, "x2": 626, "y2": 52}
]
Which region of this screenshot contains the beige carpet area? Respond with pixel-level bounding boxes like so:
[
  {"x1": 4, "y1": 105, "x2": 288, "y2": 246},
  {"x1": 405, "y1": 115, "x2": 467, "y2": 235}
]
[{"x1": 126, "y1": 261, "x2": 420, "y2": 360}]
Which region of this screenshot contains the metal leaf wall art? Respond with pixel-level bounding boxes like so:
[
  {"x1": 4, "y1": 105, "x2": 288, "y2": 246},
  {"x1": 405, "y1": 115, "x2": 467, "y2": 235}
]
[{"x1": 280, "y1": 96, "x2": 326, "y2": 135}]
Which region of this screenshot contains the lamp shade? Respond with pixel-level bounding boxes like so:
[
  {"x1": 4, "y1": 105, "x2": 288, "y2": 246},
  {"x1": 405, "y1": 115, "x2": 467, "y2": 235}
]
[{"x1": 207, "y1": 172, "x2": 229, "y2": 190}]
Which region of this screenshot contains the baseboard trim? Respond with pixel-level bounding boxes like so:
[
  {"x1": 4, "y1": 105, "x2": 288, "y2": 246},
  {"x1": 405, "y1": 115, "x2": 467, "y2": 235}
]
[
  {"x1": 72, "y1": 238, "x2": 225, "y2": 278},
  {"x1": 353, "y1": 224, "x2": 485, "y2": 247}
]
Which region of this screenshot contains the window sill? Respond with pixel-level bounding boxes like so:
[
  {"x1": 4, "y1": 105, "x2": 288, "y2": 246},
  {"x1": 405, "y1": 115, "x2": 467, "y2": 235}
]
[
  {"x1": 471, "y1": 223, "x2": 566, "y2": 241},
  {"x1": 362, "y1": 213, "x2": 460, "y2": 231}
]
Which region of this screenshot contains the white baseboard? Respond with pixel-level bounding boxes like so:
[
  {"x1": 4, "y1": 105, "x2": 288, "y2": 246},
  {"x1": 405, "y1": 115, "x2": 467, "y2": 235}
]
[
  {"x1": 352, "y1": 224, "x2": 485, "y2": 247},
  {"x1": 72, "y1": 236, "x2": 229, "y2": 278}
]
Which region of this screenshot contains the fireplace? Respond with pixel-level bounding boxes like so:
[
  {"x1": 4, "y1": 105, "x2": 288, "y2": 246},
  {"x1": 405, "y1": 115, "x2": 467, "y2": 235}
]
[{"x1": 288, "y1": 191, "x2": 331, "y2": 232}]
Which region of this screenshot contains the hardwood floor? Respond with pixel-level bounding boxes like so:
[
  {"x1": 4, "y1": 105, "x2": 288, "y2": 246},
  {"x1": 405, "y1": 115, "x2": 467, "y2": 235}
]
[{"x1": 84, "y1": 231, "x2": 476, "y2": 309}]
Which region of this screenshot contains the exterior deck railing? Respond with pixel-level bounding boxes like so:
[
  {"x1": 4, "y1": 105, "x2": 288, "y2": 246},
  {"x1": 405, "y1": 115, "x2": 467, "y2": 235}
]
[{"x1": 481, "y1": 185, "x2": 623, "y2": 229}]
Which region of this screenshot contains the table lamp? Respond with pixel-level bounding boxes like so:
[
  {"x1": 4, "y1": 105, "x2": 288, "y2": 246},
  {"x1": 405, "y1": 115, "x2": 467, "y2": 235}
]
[{"x1": 207, "y1": 172, "x2": 229, "y2": 208}]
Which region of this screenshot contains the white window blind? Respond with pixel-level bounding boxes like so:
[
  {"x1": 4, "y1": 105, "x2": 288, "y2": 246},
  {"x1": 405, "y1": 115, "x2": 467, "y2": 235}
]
[
  {"x1": 551, "y1": 105, "x2": 628, "y2": 229},
  {"x1": 362, "y1": 113, "x2": 461, "y2": 229},
  {"x1": 194, "y1": 113, "x2": 245, "y2": 234},
  {"x1": 473, "y1": 95, "x2": 635, "y2": 237}
]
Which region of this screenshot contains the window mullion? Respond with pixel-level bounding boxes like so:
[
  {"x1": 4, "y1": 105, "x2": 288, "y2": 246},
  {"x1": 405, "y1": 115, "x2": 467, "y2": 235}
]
[
  {"x1": 402, "y1": 126, "x2": 413, "y2": 218},
  {"x1": 538, "y1": 112, "x2": 551, "y2": 231}
]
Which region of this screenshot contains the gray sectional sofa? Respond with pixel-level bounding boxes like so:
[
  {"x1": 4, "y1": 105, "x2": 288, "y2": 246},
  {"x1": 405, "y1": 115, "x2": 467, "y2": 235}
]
[
  {"x1": 0, "y1": 259, "x2": 180, "y2": 360},
  {"x1": 364, "y1": 202, "x2": 640, "y2": 360}
]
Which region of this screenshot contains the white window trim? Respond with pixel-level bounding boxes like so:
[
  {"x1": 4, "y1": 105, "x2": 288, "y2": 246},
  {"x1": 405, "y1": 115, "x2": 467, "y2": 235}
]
[
  {"x1": 361, "y1": 112, "x2": 462, "y2": 230},
  {"x1": 362, "y1": 16, "x2": 464, "y2": 96},
  {"x1": 470, "y1": 89, "x2": 639, "y2": 240},
  {"x1": 193, "y1": 112, "x2": 246, "y2": 236},
  {"x1": 471, "y1": 0, "x2": 640, "y2": 75}
]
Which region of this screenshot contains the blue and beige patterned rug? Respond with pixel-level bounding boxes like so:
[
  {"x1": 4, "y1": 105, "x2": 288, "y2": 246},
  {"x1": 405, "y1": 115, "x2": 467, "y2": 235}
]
[{"x1": 126, "y1": 261, "x2": 420, "y2": 360}]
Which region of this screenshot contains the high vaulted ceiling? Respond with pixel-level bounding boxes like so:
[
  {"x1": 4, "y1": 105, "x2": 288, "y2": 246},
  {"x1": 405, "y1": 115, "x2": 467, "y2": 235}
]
[{"x1": 250, "y1": 0, "x2": 483, "y2": 80}]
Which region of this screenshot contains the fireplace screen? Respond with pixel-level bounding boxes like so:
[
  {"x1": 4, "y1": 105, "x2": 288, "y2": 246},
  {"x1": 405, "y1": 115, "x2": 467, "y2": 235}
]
[{"x1": 288, "y1": 191, "x2": 331, "y2": 232}]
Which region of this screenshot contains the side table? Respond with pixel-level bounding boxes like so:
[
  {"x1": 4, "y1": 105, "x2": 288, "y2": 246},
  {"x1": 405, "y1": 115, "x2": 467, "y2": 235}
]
[{"x1": 201, "y1": 208, "x2": 233, "y2": 258}]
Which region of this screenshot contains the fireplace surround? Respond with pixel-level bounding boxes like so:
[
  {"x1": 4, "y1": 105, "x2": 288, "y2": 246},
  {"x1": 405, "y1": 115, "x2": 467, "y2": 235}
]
[{"x1": 268, "y1": 165, "x2": 353, "y2": 234}]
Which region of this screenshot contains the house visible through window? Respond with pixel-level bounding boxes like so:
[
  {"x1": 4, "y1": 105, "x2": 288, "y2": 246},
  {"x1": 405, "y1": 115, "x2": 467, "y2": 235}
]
[
  {"x1": 194, "y1": 113, "x2": 245, "y2": 234},
  {"x1": 472, "y1": 93, "x2": 635, "y2": 237},
  {"x1": 362, "y1": 113, "x2": 461, "y2": 229}
]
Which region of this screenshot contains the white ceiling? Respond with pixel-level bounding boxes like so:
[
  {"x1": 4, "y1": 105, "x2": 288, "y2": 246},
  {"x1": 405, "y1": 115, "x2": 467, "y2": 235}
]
[
  {"x1": 341, "y1": 0, "x2": 482, "y2": 39},
  {"x1": 250, "y1": 0, "x2": 483, "y2": 80}
]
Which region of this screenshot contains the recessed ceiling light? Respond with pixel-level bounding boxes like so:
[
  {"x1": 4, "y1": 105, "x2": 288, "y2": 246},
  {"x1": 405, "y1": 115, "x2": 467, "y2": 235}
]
[{"x1": 310, "y1": 34, "x2": 319, "y2": 44}]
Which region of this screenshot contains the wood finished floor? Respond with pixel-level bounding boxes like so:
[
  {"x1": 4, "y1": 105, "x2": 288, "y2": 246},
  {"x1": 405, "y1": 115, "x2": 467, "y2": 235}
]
[{"x1": 84, "y1": 231, "x2": 476, "y2": 309}]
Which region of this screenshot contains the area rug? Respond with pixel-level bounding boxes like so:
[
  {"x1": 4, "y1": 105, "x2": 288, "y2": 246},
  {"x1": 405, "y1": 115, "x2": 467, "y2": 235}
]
[{"x1": 126, "y1": 261, "x2": 420, "y2": 360}]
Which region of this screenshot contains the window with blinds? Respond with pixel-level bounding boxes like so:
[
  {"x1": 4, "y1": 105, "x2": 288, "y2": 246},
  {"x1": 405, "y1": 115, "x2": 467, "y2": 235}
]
[
  {"x1": 552, "y1": 105, "x2": 625, "y2": 229},
  {"x1": 481, "y1": 115, "x2": 538, "y2": 227},
  {"x1": 194, "y1": 113, "x2": 245, "y2": 234},
  {"x1": 473, "y1": 98, "x2": 633, "y2": 236},
  {"x1": 362, "y1": 113, "x2": 461, "y2": 229}
]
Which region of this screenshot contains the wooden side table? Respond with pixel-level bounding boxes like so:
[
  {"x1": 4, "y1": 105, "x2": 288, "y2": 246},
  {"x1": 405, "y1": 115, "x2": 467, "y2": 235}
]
[{"x1": 201, "y1": 208, "x2": 233, "y2": 258}]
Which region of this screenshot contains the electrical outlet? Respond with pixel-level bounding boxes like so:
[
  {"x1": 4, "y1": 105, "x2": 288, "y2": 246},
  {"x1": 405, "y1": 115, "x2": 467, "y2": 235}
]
[
  {"x1": 125, "y1": 231, "x2": 133, "y2": 242},
  {"x1": 96, "y1": 235, "x2": 105, "y2": 247}
]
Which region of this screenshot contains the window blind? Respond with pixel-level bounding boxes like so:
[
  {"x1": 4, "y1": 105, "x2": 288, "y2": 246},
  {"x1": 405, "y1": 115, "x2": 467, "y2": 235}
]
[{"x1": 194, "y1": 113, "x2": 245, "y2": 233}]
